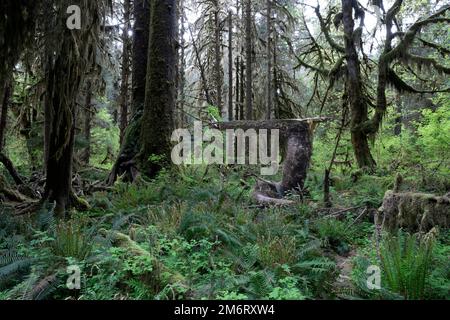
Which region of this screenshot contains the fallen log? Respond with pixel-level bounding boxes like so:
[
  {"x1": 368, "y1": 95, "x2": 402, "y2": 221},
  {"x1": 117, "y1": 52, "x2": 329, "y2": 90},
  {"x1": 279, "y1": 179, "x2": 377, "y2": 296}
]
[{"x1": 376, "y1": 190, "x2": 450, "y2": 233}]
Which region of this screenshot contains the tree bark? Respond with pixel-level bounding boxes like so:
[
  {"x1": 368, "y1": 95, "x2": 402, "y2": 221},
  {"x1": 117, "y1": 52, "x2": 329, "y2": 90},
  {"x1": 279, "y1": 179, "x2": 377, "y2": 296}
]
[
  {"x1": 240, "y1": 59, "x2": 245, "y2": 120},
  {"x1": 394, "y1": 93, "x2": 402, "y2": 136},
  {"x1": 81, "y1": 80, "x2": 92, "y2": 165},
  {"x1": 0, "y1": 79, "x2": 11, "y2": 152},
  {"x1": 342, "y1": 0, "x2": 376, "y2": 170},
  {"x1": 228, "y1": 11, "x2": 233, "y2": 121},
  {"x1": 108, "y1": 0, "x2": 151, "y2": 184},
  {"x1": 131, "y1": 0, "x2": 151, "y2": 116},
  {"x1": 213, "y1": 0, "x2": 223, "y2": 115},
  {"x1": 245, "y1": 0, "x2": 253, "y2": 120},
  {"x1": 235, "y1": 57, "x2": 240, "y2": 120},
  {"x1": 178, "y1": 0, "x2": 187, "y2": 127},
  {"x1": 119, "y1": 0, "x2": 131, "y2": 145},
  {"x1": 0, "y1": 152, "x2": 24, "y2": 185},
  {"x1": 43, "y1": 0, "x2": 99, "y2": 215},
  {"x1": 139, "y1": 0, "x2": 177, "y2": 177},
  {"x1": 266, "y1": 0, "x2": 273, "y2": 120}
]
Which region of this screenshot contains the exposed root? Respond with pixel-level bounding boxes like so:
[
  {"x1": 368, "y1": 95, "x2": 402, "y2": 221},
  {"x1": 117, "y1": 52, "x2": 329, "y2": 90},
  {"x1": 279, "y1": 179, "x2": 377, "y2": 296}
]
[
  {"x1": 70, "y1": 191, "x2": 91, "y2": 212},
  {"x1": 0, "y1": 174, "x2": 30, "y2": 203}
]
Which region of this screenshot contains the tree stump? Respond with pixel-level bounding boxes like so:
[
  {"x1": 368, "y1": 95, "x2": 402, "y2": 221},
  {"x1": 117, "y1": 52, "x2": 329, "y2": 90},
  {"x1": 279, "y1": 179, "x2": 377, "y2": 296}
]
[{"x1": 216, "y1": 119, "x2": 323, "y2": 205}]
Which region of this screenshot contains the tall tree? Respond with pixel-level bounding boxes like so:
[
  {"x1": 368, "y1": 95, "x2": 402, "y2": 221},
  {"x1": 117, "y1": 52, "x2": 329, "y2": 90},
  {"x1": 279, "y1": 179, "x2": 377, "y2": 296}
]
[
  {"x1": 213, "y1": 0, "x2": 223, "y2": 114},
  {"x1": 266, "y1": 0, "x2": 273, "y2": 120},
  {"x1": 139, "y1": 0, "x2": 177, "y2": 177},
  {"x1": 119, "y1": 0, "x2": 132, "y2": 144},
  {"x1": 244, "y1": 0, "x2": 253, "y2": 120},
  {"x1": 43, "y1": 0, "x2": 102, "y2": 215},
  {"x1": 341, "y1": 0, "x2": 376, "y2": 169},
  {"x1": 108, "y1": 0, "x2": 151, "y2": 184},
  {"x1": 0, "y1": 80, "x2": 11, "y2": 152},
  {"x1": 228, "y1": 11, "x2": 233, "y2": 121},
  {"x1": 81, "y1": 80, "x2": 93, "y2": 165},
  {"x1": 0, "y1": 0, "x2": 40, "y2": 153},
  {"x1": 296, "y1": 0, "x2": 450, "y2": 170}
]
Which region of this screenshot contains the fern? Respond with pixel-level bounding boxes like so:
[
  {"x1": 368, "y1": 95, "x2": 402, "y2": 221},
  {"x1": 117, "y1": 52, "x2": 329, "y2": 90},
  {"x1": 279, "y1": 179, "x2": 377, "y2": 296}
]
[{"x1": 379, "y1": 231, "x2": 434, "y2": 299}]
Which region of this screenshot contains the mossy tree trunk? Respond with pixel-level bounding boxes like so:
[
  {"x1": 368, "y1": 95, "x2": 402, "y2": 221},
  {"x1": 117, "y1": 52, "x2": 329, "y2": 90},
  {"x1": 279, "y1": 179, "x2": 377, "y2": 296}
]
[
  {"x1": 139, "y1": 0, "x2": 177, "y2": 178},
  {"x1": 0, "y1": 79, "x2": 11, "y2": 152},
  {"x1": 43, "y1": 0, "x2": 100, "y2": 215},
  {"x1": 108, "y1": 0, "x2": 150, "y2": 184},
  {"x1": 81, "y1": 80, "x2": 92, "y2": 165},
  {"x1": 0, "y1": 0, "x2": 40, "y2": 152},
  {"x1": 119, "y1": 0, "x2": 131, "y2": 145},
  {"x1": 341, "y1": 0, "x2": 376, "y2": 170}
]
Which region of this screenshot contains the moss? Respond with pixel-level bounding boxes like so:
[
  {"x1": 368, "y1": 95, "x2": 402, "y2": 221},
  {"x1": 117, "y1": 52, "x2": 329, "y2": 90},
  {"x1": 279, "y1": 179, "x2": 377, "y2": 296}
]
[{"x1": 378, "y1": 190, "x2": 449, "y2": 233}]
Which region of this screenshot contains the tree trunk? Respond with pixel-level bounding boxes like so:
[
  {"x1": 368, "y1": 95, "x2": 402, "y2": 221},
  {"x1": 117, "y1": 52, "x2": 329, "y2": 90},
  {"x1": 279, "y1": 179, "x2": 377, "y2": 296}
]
[
  {"x1": 43, "y1": 0, "x2": 99, "y2": 215},
  {"x1": 273, "y1": 31, "x2": 279, "y2": 119},
  {"x1": 119, "y1": 0, "x2": 131, "y2": 145},
  {"x1": 228, "y1": 11, "x2": 233, "y2": 121},
  {"x1": 394, "y1": 93, "x2": 402, "y2": 136},
  {"x1": 342, "y1": 0, "x2": 376, "y2": 170},
  {"x1": 81, "y1": 80, "x2": 92, "y2": 165},
  {"x1": 139, "y1": 0, "x2": 177, "y2": 177},
  {"x1": 213, "y1": 0, "x2": 223, "y2": 114},
  {"x1": 0, "y1": 79, "x2": 11, "y2": 152},
  {"x1": 240, "y1": 59, "x2": 245, "y2": 120},
  {"x1": 108, "y1": 0, "x2": 150, "y2": 184},
  {"x1": 131, "y1": 0, "x2": 151, "y2": 116},
  {"x1": 266, "y1": 0, "x2": 273, "y2": 120},
  {"x1": 235, "y1": 57, "x2": 240, "y2": 120},
  {"x1": 245, "y1": 0, "x2": 253, "y2": 120},
  {"x1": 216, "y1": 119, "x2": 316, "y2": 203},
  {"x1": 178, "y1": 0, "x2": 187, "y2": 127}
]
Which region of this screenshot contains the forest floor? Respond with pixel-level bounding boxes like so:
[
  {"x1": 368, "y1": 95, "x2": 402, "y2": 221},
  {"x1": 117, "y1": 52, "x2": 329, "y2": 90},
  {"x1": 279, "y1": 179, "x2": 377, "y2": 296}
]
[{"x1": 0, "y1": 161, "x2": 449, "y2": 300}]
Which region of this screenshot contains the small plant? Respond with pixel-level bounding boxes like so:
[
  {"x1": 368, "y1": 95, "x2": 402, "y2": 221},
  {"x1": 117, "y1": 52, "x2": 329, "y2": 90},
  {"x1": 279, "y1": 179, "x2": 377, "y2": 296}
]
[
  {"x1": 51, "y1": 221, "x2": 92, "y2": 260},
  {"x1": 379, "y1": 232, "x2": 434, "y2": 300},
  {"x1": 315, "y1": 218, "x2": 355, "y2": 255}
]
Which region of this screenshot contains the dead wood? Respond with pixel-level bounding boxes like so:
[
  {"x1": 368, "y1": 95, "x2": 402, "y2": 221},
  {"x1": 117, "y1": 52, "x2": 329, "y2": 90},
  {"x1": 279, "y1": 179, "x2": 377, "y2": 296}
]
[
  {"x1": 215, "y1": 119, "x2": 321, "y2": 206},
  {"x1": 377, "y1": 190, "x2": 450, "y2": 233}
]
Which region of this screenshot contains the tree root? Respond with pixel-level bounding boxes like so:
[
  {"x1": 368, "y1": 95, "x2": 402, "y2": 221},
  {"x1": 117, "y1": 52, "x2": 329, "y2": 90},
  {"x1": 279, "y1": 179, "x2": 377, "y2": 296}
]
[
  {"x1": 0, "y1": 174, "x2": 30, "y2": 203},
  {"x1": 70, "y1": 191, "x2": 91, "y2": 212}
]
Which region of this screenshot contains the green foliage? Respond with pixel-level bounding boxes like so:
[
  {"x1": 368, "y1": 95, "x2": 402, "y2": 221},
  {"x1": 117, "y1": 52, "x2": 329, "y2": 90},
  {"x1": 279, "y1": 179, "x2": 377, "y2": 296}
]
[
  {"x1": 51, "y1": 221, "x2": 93, "y2": 260},
  {"x1": 206, "y1": 105, "x2": 222, "y2": 121},
  {"x1": 90, "y1": 108, "x2": 120, "y2": 169},
  {"x1": 379, "y1": 232, "x2": 434, "y2": 300},
  {"x1": 351, "y1": 231, "x2": 448, "y2": 300}
]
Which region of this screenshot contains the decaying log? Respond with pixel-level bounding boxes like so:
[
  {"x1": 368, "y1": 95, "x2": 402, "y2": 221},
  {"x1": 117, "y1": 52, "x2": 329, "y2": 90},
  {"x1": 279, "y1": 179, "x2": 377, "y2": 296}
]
[
  {"x1": 377, "y1": 190, "x2": 450, "y2": 233},
  {"x1": 216, "y1": 119, "x2": 326, "y2": 206},
  {"x1": 26, "y1": 274, "x2": 59, "y2": 300}
]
